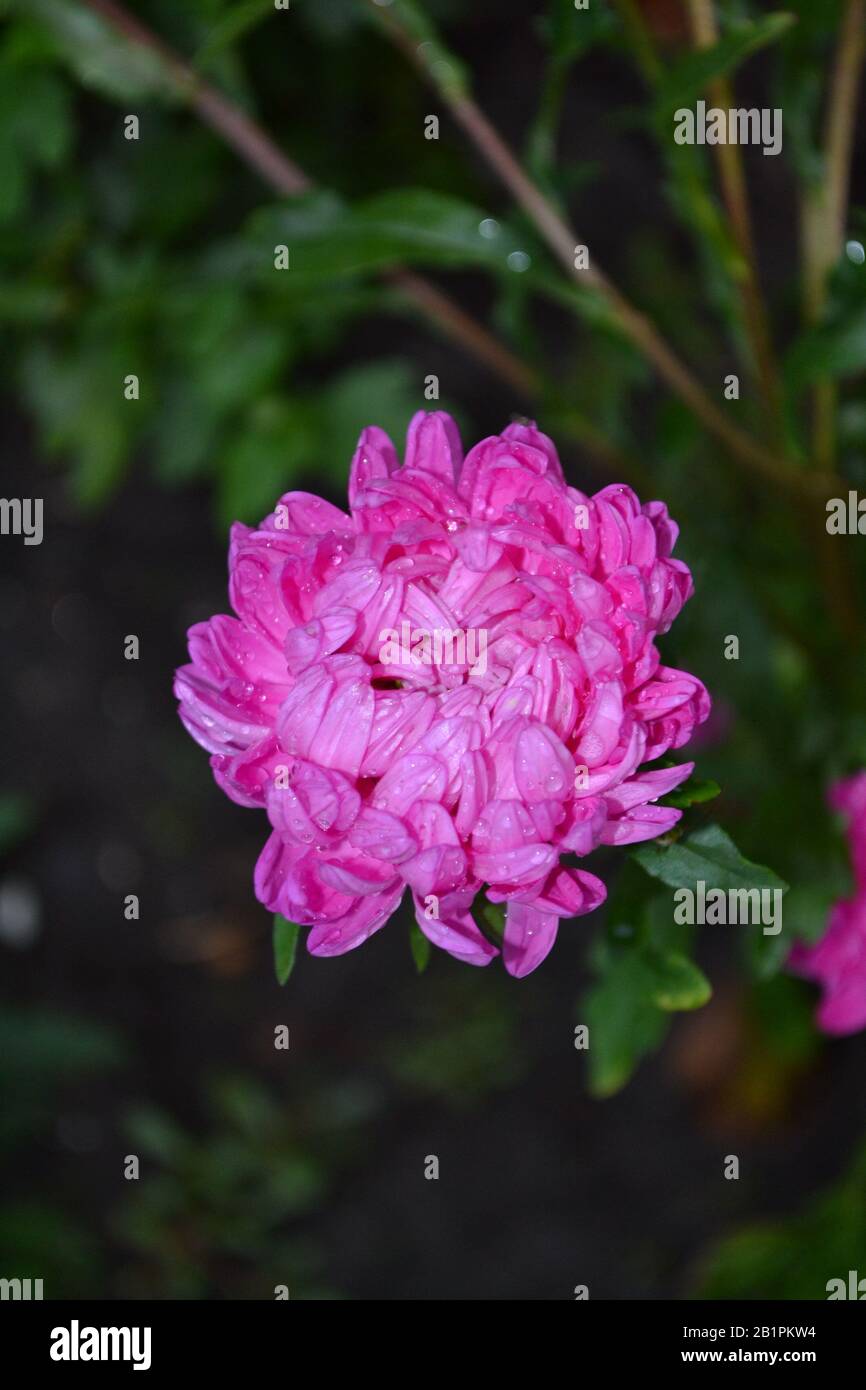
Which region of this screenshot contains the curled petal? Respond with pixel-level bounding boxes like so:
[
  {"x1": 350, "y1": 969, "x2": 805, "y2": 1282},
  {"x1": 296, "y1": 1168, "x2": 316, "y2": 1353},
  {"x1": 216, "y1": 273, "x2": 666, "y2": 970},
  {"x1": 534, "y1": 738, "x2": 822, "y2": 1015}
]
[{"x1": 502, "y1": 902, "x2": 559, "y2": 978}]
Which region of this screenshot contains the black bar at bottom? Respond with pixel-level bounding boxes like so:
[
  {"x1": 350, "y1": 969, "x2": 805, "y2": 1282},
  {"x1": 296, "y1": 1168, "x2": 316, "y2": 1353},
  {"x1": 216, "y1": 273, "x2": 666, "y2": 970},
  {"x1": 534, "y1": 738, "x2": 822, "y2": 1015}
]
[{"x1": 1, "y1": 1298, "x2": 862, "y2": 1373}]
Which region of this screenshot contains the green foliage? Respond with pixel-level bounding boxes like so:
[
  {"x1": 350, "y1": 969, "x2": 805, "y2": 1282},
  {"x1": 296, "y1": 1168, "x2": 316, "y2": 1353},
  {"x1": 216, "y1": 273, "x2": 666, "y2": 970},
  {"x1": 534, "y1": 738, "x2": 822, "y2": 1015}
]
[
  {"x1": 116, "y1": 1077, "x2": 333, "y2": 1298},
  {"x1": 653, "y1": 13, "x2": 797, "y2": 125},
  {"x1": 583, "y1": 860, "x2": 713, "y2": 1096},
  {"x1": 0, "y1": 1004, "x2": 125, "y2": 1295},
  {"x1": 19, "y1": 0, "x2": 175, "y2": 102},
  {"x1": 0, "y1": 34, "x2": 71, "y2": 224},
  {"x1": 584, "y1": 950, "x2": 670, "y2": 1097},
  {"x1": 408, "y1": 919, "x2": 432, "y2": 973},
  {"x1": 385, "y1": 972, "x2": 524, "y2": 1104},
  {"x1": 0, "y1": 1006, "x2": 125, "y2": 1147},
  {"x1": 250, "y1": 189, "x2": 614, "y2": 331},
  {"x1": 632, "y1": 823, "x2": 789, "y2": 897},
  {"x1": 786, "y1": 252, "x2": 866, "y2": 386},
  {"x1": 273, "y1": 914, "x2": 301, "y2": 985},
  {"x1": 696, "y1": 1139, "x2": 866, "y2": 1299},
  {"x1": 659, "y1": 772, "x2": 722, "y2": 810}
]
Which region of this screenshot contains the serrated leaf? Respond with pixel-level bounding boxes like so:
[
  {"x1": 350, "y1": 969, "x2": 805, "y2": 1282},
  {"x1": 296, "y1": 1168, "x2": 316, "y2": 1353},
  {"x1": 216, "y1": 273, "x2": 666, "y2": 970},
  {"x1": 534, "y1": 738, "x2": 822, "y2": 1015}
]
[
  {"x1": 632, "y1": 823, "x2": 789, "y2": 896},
  {"x1": 273, "y1": 914, "x2": 300, "y2": 986}
]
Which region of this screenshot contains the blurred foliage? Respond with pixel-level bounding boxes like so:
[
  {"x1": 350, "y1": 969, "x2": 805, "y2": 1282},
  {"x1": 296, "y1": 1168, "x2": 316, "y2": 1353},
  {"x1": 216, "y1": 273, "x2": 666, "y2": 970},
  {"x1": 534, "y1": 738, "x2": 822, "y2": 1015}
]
[
  {"x1": 0, "y1": 1003, "x2": 125, "y2": 1293},
  {"x1": 0, "y1": 994, "x2": 375, "y2": 1297},
  {"x1": 0, "y1": 791, "x2": 36, "y2": 856},
  {"x1": 383, "y1": 971, "x2": 526, "y2": 1105},
  {"x1": 116, "y1": 1076, "x2": 342, "y2": 1299},
  {"x1": 0, "y1": 1004, "x2": 125, "y2": 1148},
  {"x1": 695, "y1": 1138, "x2": 866, "y2": 1298}
]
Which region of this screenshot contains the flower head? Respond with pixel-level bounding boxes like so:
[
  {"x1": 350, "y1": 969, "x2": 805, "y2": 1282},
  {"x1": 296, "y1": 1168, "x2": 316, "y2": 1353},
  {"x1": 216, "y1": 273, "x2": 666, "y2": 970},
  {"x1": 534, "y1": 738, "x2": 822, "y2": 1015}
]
[
  {"x1": 175, "y1": 412, "x2": 710, "y2": 976},
  {"x1": 789, "y1": 773, "x2": 866, "y2": 1035}
]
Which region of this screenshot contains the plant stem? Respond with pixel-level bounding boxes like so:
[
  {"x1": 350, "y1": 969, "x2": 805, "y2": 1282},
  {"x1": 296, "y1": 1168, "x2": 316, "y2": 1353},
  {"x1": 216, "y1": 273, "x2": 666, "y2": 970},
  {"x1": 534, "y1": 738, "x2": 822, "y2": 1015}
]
[
  {"x1": 613, "y1": 0, "x2": 663, "y2": 85},
  {"x1": 684, "y1": 0, "x2": 783, "y2": 437},
  {"x1": 805, "y1": 0, "x2": 866, "y2": 476},
  {"x1": 802, "y1": 0, "x2": 866, "y2": 643},
  {"x1": 366, "y1": 0, "x2": 835, "y2": 498},
  {"x1": 81, "y1": 0, "x2": 541, "y2": 403}
]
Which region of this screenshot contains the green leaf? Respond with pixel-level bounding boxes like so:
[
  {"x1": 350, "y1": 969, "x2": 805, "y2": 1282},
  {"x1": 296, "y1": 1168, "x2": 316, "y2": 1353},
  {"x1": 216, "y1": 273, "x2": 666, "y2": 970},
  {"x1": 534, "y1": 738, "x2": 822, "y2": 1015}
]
[
  {"x1": 366, "y1": 0, "x2": 470, "y2": 97},
  {"x1": 786, "y1": 309, "x2": 866, "y2": 384},
  {"x1": 19, "y1": 342, "x2": 139, "y2": 509},
  {"x1": 584, "y1": 952, "x2": 668, "y2": 1097},
  {"x1": 543, "y1": 0, "x2": 618, "y2": 63},
  {"x1": 642, "y1": 947, "x2": 712, "y2": 1011},
  {"x1": 318, "y1": 359, "x2": 422, "y2": 484},
  {"x1": 654, "y1": 13, "x2": 797, "y2": 123},
  {"x1": 273, "y1": 914, "x2": 300, "y2": 986},
  {"x1": 632, "y1": 823, "x2": 789, "y2": 896},
  {"x1": 192, "y1": 0, "x2": 275, "y2": 71},
  {"x1": 216, "y1": 397, "x2": 317, "y2": 527},
  {"x1": 22, "y1": 0, "x2": 175, "y2": 102},
  {"x1": 408, "y1": 920, "x2": 432, "y2": 974},
  {"x1": 660, "y1": 773, "x2": 722, "y2": 809},
  {"x1": 253, "y1": 189, "x2": 533, "y2": 277},
  {"x1": 0, "y1": 56, "x2": 72, "y2": 222},
  {"x1": 477, "y1": 899, "x2": 505, "y2": 947},
  {"x1": 251, "y1": 190, "x2": 616, "y2": 331}
]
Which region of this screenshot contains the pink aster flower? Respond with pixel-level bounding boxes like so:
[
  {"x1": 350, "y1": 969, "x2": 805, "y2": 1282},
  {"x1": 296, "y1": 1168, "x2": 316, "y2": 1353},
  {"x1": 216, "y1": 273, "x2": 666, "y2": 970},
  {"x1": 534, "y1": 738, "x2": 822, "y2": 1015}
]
[
  {"x1": 174, "y1": 412, "x2": 710, "y2": 977},
  {"x1": 788, "y1": 773, "x2": 866, "y2": 1035}
]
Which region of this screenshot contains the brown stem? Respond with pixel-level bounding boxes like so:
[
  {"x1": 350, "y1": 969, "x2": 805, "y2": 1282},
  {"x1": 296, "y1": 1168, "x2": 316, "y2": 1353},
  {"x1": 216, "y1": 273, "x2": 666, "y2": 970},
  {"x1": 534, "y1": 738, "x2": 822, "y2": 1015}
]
[
  {"x1": 366, "y1": 0, "x2": 836, "y2": 498},
  {"x1": 805, "y1": 0, "x2": 866, "y2": 474},
  {"x1": 684, "y1": 0, "x2": 783, "y2": 436},
  {"x1": 386, "y1": 268, "x2": 539, "y2": 397},
  {"x1": 824, "y1": 0, "x2": 866, "y2": 264},
  {"x1": 804, "y1": 0, "x2": 866, "y2": 642},
  {"x1": 81, "y1": 0, "x2": 540, "y2": 405}
]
